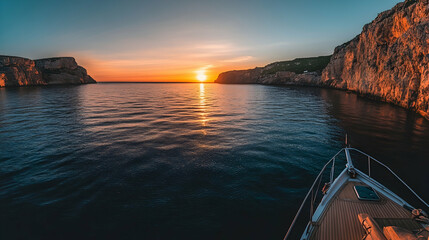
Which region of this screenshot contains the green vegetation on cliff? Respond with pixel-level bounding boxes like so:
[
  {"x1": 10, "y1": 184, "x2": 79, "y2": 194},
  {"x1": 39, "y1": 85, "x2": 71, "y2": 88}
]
[{"x1": 262, "y1": 55, "x2": 332, "y2": 74}]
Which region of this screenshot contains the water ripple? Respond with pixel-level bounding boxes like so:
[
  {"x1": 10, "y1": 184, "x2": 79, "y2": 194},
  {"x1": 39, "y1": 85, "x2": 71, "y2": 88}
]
[{"x1": 0, "y1": 83, "x2": 428, "y2": 239}]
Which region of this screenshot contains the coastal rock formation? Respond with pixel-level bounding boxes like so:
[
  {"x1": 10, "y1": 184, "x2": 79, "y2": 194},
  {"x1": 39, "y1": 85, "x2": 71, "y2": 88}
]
[
  {"x1": 0, "y1": 55, "x2": 96, "y2": 87},
  {"x1": 216, "y1": 0, "x2": 429, "y2": 119},
  {"x1": 35, "y1": 57, "x2": 96, "y2": 85},
  {"x1": 216, "y1": 68, "x2": 322, "y2": 86},
  {"x1": 321, "y1": 0, "x2": 429, "y2": 118},
  {"x1": 215, "y1": 56, "x2": 331, "y2": 86},
  {"x1": 0, "y1": 56, "x2": 44, "y2": 87}
]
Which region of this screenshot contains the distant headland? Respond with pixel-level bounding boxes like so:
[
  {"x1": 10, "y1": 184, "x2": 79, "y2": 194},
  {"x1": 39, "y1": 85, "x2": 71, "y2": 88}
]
[
  {"x1": 0, "y1": 56, "x2": 96, "y2": 87},
  {"x1": 216, "y1": 0, "x2": 429, "y2": 120}
]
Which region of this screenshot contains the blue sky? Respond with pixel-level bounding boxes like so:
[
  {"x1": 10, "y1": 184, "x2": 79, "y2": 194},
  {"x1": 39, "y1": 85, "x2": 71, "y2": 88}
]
[{"x1": 0, "y1": 0, "x2": 401, "y2": 81}]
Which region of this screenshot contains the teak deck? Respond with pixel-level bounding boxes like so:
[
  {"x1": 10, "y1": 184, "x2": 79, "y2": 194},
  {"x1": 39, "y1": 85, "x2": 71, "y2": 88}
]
[{"x1": 309, "y1": 181, "x2": 412, "y2": 240}]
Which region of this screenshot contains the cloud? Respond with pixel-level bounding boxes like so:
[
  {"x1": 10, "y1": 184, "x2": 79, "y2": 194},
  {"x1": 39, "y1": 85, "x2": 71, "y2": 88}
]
[{"x1": 222, "y1": 56, "x2": 253, "y2": 63}]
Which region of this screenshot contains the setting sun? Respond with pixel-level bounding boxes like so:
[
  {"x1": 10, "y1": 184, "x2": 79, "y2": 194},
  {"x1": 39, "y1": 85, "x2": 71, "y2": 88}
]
[{"x1": 196, "y1": 70, "x2": 207, "y2": 81}]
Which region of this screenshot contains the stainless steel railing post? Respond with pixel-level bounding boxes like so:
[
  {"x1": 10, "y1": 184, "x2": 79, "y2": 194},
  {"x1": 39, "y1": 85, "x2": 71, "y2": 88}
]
[
  {"x1": 330, "y1": 156, "x2": 335, "y2": 184},
  {"x1": 283, "y1": 149, "x2": 344, "y2": 240},
  {"x1": 368, "y1": 156, "x2": 371, "y2": 177}
]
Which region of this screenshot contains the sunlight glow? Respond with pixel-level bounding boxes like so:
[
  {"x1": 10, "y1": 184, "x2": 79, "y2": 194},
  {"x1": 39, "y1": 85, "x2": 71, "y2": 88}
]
[{"x1": 196, "y1": 70, "x2": 207, "y2": 81}]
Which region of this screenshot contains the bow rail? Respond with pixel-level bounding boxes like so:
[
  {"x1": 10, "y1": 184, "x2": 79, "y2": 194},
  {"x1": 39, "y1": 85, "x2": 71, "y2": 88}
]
[{"x1": 283, "y1": 148, "x2": 429, "y2": 240}]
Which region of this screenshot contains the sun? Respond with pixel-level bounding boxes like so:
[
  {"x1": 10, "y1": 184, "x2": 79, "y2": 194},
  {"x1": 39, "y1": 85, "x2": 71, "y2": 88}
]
[{"x1": 196, "y1": 70, "x2": 207, "y2": 82}]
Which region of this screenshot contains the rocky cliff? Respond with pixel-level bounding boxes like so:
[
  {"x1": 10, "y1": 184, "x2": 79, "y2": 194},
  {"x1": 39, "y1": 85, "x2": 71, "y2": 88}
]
[
  {"x1": 215, "y1": 56, "x2": 331, "y2": 85},
  {"x1": 321, "y1": 0, "x2": 429, "y2": 118},
  {"x1": 216, "y1": 0, "x2": 429, "y2": 119},
  {"x1": 0, "y1": 56, "x2": 96, "y2": 87}
]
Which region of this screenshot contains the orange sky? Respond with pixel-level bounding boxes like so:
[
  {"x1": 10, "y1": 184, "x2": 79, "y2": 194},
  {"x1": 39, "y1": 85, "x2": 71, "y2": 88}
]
[{"x1": 70, "y1": 44, "x2": 260, "y2": 83}]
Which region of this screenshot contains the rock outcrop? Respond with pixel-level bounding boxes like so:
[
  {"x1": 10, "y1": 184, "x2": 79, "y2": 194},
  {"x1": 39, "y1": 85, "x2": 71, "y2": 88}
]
[
  {"x1": 216, "y1": 0, "x2": 429, "y2": 119},
  {"x1": 0, "y1": 55, "x2": 96, "y2": 87},
  {"x1": 0, "y1": 56, "x2": 44, "y2": 87},
  {"x1": 321, "y1": 0, "x2": 429, "y2": 118},
  {"x1": 215, "y1": 56, "x2": 331, "y2": 86}
]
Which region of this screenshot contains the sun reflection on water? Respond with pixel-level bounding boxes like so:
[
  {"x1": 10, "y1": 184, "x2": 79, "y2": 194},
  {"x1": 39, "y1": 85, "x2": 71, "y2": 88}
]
[{"x1": 199, "y1": 83, "x2": 208, "y2": 135}]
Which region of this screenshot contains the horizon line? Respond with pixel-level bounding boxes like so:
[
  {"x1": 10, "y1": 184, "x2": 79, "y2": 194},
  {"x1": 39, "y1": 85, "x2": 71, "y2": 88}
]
[{"x1": 98, "y1": 81, "x2": 215, "y2": 83}]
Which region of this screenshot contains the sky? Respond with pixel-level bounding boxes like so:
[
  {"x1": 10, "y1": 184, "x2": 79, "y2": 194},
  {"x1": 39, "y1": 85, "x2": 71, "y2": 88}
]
[{"x1": 1, "y1": 0, "x2": 401, "y2": 82}]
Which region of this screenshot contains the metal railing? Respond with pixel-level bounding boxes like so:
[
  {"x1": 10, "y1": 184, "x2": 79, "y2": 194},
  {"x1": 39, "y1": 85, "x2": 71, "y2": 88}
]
[
  {"x1": 283, "y1": 149, "x2": 345, "y2": 240},
  {"x1": 283, "y1": 148, "x2": 429, "y2": 240},
  {"x1": 347, "y1": 148, "x2": 429, "y2": 209}
]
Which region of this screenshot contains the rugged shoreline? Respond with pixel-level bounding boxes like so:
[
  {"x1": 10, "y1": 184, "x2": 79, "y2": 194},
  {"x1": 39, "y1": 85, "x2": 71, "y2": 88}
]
[
  {"x1": 215, "y1": 0, "x2": 429, "y2": 120},
  {"x1": 0, "y1": 55, "x2": 96, "y2": 87}
]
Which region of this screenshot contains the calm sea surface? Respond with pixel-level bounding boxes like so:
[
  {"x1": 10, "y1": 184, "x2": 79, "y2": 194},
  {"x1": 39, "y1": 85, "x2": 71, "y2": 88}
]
[{"x1": 0, "y1": 83, "x2": 428, "y2": 239}]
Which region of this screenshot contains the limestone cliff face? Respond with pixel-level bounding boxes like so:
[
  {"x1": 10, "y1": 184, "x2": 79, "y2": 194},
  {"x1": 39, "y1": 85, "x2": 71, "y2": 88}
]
[
  {"x1": 215, "y1": 56, "x2": 331, "y2": 86},
  {"x1": 321, "y1": 0, "x2": 429, "y2": 118},
  {"x1": 216, "y1": 0, "x2": 429, "y2": 119},
  {"x1": 0, "y1": 56, "x2": 44, "y2": 87},
  {"x1": 35, "y1": 57, "x2": 95, "y2": 85},
  {"x1": 216, "y1": 68, "x2": 322, "y2": 86},
  {"x1": 0, "y1": 56, "x2": 95, "y2": 87}
]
